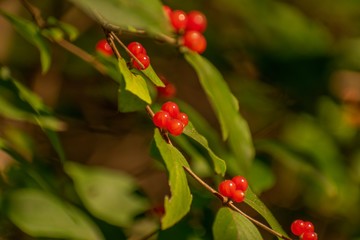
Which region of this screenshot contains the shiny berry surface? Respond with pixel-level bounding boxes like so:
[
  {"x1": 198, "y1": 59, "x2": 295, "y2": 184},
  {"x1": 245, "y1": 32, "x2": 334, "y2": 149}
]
[
  {"x1": 96, "y1": 39, "x2": 113, "y2": 56},
  {"x1": 232, "y1": 190, "x2": 245, "y2": 203},
  {"x1": 153, "y1": 111, "x2": 170, "y2": 128},
  {"x1": 218, "y1": 180, "x2": 236, "y2": 197},
  {"x1": 157, "y1": 82, "x2": 176, "y2": 98},
  {"x1": 186, "y1": 10, "x2": 207, "y2": 33},
  {"x1": 161, "y1": 101, "x2": 180, "y2": 118},
  {"x1": 182, "y1": 30, "x2": 207, "y2": 54},
  {"x1": 127, "y1": 42, "x2": 146, "y2": 55},
  {"x1": 303, "y1": 221, "x2": 315, "y2": 233},
  {"x1": 232, "y1": 176, "x2": 248, "y2": 192},
  {"x1": 176, "y1": 112, "x2": 189, "y2": 127},
  {"x1": 291, "y1": 220, "x2": 305, "y2": 236},
  {"x1": 166, "y1": 119, "x2": 184, "y2": 136},
  {"x1": 301, "y1": 231, "x2": 318, "y2": 240},
  {"x1": 132, "y1": 53, "x2": 150, "y2": 70},
  {"x1": 170, "y1": 10, "x2": 187, "y2": 32}
]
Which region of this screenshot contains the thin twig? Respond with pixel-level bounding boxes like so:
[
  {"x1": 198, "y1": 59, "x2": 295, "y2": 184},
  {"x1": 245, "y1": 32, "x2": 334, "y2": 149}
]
[{"x1": 20, "y1": 0, "x2": 45, "y2": 27}]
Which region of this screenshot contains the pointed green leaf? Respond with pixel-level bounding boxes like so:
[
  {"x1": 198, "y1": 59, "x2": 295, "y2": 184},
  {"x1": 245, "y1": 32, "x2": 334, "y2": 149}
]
[
  {"x1": 118, "y1": 58, "x2": 151, "y2": 104},
  {"x1": 183, "y1": 122, "x2": 226, "y2": 176},
  {"x1": 0, "y1": 11, "x2": 51, "y2": 73},
  {"x1": 69, "y1": 0, "x2": 171, "y2": 36},
  {"x1": 154, "y1": 129, "x2": 192, "y2": 230},
  {"x1": 244, "y1": 189, "x2": 289, "y2": 239},
  {"x1": 64, "y1": 161, "x2": 149, "y2": 227},
  {"x1": 213, "y1": 207, "x2": 263, "y2": 240},
  {"x1": 184, "y1": 52, "x2": 254, "y2": 170},
  {"x1": 133, "y1": 65, "x2": 165, "y2": 87},
  {"x1": 7, "y1": 189, "x2": 104, "y2": 240}
]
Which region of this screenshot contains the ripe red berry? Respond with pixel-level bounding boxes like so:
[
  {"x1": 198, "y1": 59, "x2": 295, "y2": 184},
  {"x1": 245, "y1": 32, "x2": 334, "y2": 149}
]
[
  {"x1": 153, "y1": 111, "x2": 170, "y2": 128},
  {"x1": 157, "y1": 82, "x2": 176, "y2": 98},
  {"x1": 161, "y1": 101, "x2": 180, "y2": 118},
  {"x1": 232, "y1": 190, "x2": 245, "y2": 203},
  {"x1": 166, "y1": 119, "x2": 184, "y2": 136},
  {"x1": 127, "y1": 42, "x2": 147, "y2": 55},
  {"x1": 291, "y1": 220, "x2": 305, "y2": 236},
  {"x1": 232, "y1": 176, "x2": 248, "y2": 192},
  {"x1": 96, "y1": 39, "x2": 113, "y2": 56},
  {"x1": 182, "y1": 30, "x2": 207, "y2": 54},
  {"x1": 303, "y1": 221, "x2": 315, "y2": 233},
  {"x1": 301, "y1": 231, "x2": 318, "y2": 240},
  {"x1": 186, "y1": 10, "x2": 207, "y2": 33},
  {"x1": 170, "y1": 10, "x2": 187, "y2": 32},
  {"x1": 132, "y1": 53, "x2": 150, "y2": 70},
  {"x1": 176, "y1": 112, "x2": 189, "y2": 127},
  {"x1": 163, "y1": 5, "x2": 172, "y2": 20},
  {"x1": 218, "y1": 180, "x2": 236, "y2": 197}
]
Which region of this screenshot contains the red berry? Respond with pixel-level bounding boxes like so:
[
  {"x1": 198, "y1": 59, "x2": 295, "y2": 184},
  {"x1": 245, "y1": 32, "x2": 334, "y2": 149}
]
[
  {"x1": 132, "y1": 53, "x2": 150, "y2": 70},
  {"x1": 157, "y1": 82, "x2": 176, "y2": 98},
  {"x1": 127, "y1": 42, "x2": 147, "y2": 55},
  {"x1": 170, "y1": 10, "x2": 187, "y2": 32},
  {"x1": 291, "y1": 220, "x2": 305, "y2": 236},
  {"x1": 232, "y1": 190, "x2": 245, "y2": 203},
  {"x1": 96, "y1": 39, "x2": 113, "y2": 56},
  {"x1": 303, "y1": 221, "x2": 315, "y2": 233},
  {"x1": 232, "y1": 176, "x2": 248, "y2": 192},
  {"x1": 176, "y1": 112, "x2": 189, "y2": 127},
  {"x1": 301, "y1": 231, "x2": 318, "y2": 240},
  {"x1": 218, "y1": 180, "x2": 236, "y2": 197},
  {"x1": 182, "y1": 30, "x2": 207, "y2": 54},
  {"x1": 186, "y1": 10, "x2": 207, "y2": 33},
  {"x1": 166, "y1": 119, "x2": 184, "y2": 136},
  {"x1": 153, "y1": 111, "x2": 170, "y2": 128},
  {"x1": 161, "y1": 101, "x2": 180, "y2": 118},
  {"x1": 163, "y1": 5, "x2": 172, "y2": 20}
]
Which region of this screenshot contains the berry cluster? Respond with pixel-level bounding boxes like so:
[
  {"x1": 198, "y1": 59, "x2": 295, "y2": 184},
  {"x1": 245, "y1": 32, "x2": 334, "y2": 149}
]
[
  {"x1": 156, "y1": 75, "x2": 176, "y2": 99},
  {"x1": 127, "y1": 41, "x2": 150, "y2": 70},
  {"x1": 218, "y1": 176, "x2": 248, "y2": 203},
  {"x1": 95, "y1": 39, "x2": 114, "y2": 56},
  {"x1": 153, "y1": 101, "x2": 189, "y2": 136},
  {"x1": 163, "y1": 5, "x2": 207, "y2": 54},
  {"x1": 291, "y1": 219, "x2": 318, "y2": 240}
]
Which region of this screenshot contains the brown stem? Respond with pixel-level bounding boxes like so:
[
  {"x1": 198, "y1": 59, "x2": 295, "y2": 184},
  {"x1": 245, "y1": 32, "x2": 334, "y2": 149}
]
[{"x1": 20, "y1": 0, "x2": 46, "y2": 27}]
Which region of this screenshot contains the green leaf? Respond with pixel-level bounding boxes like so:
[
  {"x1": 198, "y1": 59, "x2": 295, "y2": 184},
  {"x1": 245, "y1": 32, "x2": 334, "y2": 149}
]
[
  {"x1": 7, "y1": 189, "x2": 104, "y2": 240},
  {"x1": 183, "y1": 122, "x2": 226, "y2": 176},
  {"x1": 212, "y1": 207, "x2": 262, "y2": 240},
  {"x1": 47, "y1": 17, "x2": 79, "y2": 41},
  {"x1": 64, "y1": 161, "x2": 149, "y2": 227},
  {"x1": 184, "y1": 52, "x2": 254, "y2": 170},
  {"x1": 133, "y1": 65, "x2": 165, "y2": 87},
  {"x1": 244, "y1": 189, "x2": 289, "y2": 239},
  {"x1": 154, "y1": 129, "x2": 192, "y2": 230},
  {"x1": 118, "y1": 58, "x2": 151, "y2": 104},
  {"x1": 0, "y1": 11, "x2": 51, "y2": 73},
  {"x1": 69, "y1": 0, "x2": 171, "y2": 36}
]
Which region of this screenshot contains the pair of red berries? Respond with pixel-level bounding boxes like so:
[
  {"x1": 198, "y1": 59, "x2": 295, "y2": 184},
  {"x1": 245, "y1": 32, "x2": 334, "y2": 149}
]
[
  {"x1": 163, "y1": 6, "x2": 207, "y2": 54},
  {"x1": 127, "y1": 41, "x2": 150, "y2": 70},
  {"x1": 218, "y1": 176, "x2": 248, "y2": 203},
  {"x1": 153, "y1": 101, "x2": 188, "y2": 136},
  {"x1": 291, "y1": 219, "x2": 318, "y2": 240}
]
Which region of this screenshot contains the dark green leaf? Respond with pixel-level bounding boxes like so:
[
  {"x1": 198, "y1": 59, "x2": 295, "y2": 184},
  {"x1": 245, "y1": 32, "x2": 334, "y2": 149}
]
[
  {"x1": 212, "y1": 207, "x2": 262, "y2": 240},
  {"x1": 0, "y1": 11, "x2": 51, "y2": 73},
  {"x1": 247, "y1": 159, "x2": 275, "y2": 194},
  {"x1": 64, "y1": 162, "x2": 149, "y2": 227},
  {"x1": 183, "y1": 122, "x2": 226, "y2": 176},
  {"x1": 69, "y1": 0, "x2": 171, "y2": 36},
  {"x1": 154, "y1": 129, "x2": 192, "y2": 230},
  {"x1": 7, "y1": 189, "x2": 104, "y2": 240},
  {"x1": 184, "y1": 52, "x2": 254, "y2": 170},
  {"x1": 244, "y1": 188, "x2": 289, "y2": 239}
]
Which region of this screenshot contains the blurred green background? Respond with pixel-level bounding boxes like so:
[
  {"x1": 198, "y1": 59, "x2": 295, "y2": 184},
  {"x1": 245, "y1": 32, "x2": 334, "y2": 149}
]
[{"x1": 1, "y1": 0, "x2": 360, "y2": 239}]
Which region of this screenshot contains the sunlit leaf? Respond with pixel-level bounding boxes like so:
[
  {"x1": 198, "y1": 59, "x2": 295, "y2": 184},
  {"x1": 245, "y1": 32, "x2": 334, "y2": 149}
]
[
  {"x1": 69, "y1": 0, "x2": 171, "y2": 36},
  {"x1": 154, "y1": 129, "x2": 192, "y2": 230},
  {"x1": 133, "y1": 65, "x2": 165, "y2": 87},
  {"x1": 7, "y1": 189, "x2": 104, "y2": 240},
  {"x1": 0, "y1": 11, "x2": 51, "y2": 73},
  {"x1": 213, "y1": 207, "x2": 263, "y2": 240},
  {"x1": 183, "y1": 122, "x2": 226, "y2": 176},
  {"x1": 64, "y1": 161, "x2": 149, "y2": 227},
  {"x1": 185, "y1": 52, "x2": 254, "y2": 170}
]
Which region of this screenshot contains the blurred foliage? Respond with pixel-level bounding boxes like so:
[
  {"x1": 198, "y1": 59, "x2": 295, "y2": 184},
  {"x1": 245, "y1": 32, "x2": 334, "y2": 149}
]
[{"x1": 0, "y1": 0, "x2": 360, "y2": 239}]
